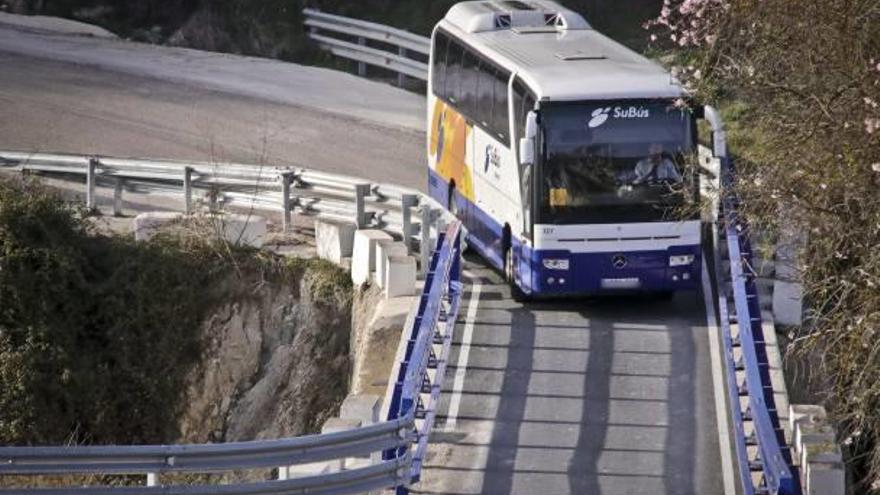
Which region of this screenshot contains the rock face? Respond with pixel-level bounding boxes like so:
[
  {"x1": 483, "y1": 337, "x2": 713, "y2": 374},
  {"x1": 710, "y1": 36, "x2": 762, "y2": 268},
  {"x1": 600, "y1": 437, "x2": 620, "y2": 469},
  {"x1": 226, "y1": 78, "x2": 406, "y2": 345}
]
[
  {"x1": 177, "y1": 266, "x2": 351, "y2": 443},
  {"x1": 166, "y1": 5, "x2": 234, "y2": 54}
]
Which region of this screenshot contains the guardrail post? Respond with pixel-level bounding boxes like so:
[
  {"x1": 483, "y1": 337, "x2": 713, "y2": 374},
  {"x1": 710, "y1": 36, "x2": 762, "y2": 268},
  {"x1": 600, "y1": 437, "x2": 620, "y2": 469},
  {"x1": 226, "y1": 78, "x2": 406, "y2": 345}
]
[
  {"x1": 281, "y1": 172, "x2": 294, "y2": 232},
  {"x1": 146, "y1": 473, "x2": 158, "y2": 487},
  {"x1": 401, "y1": 194, "x2": 419, "y2": 254},
  {"x1": 355, "y1": 183, "x2": 371, "y2": 229},
  {"x1": 450, "y1": 228, "x2": 462, "y2": 288},
  {"x1": 113, "y1": 178, "x2": 124, "y2": 217},
  {"x1": 357, "y1": 37, "x2": 367, "y2": 76},
  {"x1": 86, "y1": 158, "x2": 98, "y2": 210},
  {"x1": 183, "y1": 166, "x2": 193, "y2": 214},
  {"x1": 208, "y1": 188, "x2": 219, "y2": 213},
  {"x1": 397, "y1": 47, "x2": 407, "y2": 87},
  {"x1": 435, "y1": 217, "x2": 447, "y2": 260},
  {"x1": 419, "y1": 205, "x2": 432, "y2": 279}
]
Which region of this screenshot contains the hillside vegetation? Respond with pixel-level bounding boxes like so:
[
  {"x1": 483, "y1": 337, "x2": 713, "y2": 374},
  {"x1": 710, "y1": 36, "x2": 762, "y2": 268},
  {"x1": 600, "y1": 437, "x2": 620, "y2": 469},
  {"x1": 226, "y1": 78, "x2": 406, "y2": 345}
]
[
  {"x1": 0, "y1": 178, "x2": 218, "y2": 444},
  {"x1": 647, "y1": 0, "x2": 880, "y2": 491},
  {"x1": 4, "y1": 0, "x2": 661, "y2": 58}
]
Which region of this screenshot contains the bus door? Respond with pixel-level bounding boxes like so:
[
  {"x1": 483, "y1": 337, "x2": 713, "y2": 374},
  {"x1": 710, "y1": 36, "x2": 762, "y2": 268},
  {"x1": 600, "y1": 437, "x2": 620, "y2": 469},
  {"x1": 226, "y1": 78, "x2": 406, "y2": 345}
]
[{"x1": 512, "y1": 79, "x2": 538, "y2": 291}]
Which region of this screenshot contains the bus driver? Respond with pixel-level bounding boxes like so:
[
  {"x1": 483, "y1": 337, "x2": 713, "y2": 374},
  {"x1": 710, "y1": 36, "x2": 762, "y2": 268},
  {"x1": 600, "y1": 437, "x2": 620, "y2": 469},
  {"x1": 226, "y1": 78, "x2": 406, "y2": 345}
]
[{"x1": 633, "y1": 143, "x2": 682, "y2": 184}]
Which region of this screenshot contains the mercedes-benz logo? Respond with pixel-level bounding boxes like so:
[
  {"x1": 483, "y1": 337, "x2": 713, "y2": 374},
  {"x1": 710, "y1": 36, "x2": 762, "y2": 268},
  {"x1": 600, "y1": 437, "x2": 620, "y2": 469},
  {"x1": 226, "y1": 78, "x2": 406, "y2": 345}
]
[{"x1": 612, "y1": 254, "x2": 627, "y2": 269}]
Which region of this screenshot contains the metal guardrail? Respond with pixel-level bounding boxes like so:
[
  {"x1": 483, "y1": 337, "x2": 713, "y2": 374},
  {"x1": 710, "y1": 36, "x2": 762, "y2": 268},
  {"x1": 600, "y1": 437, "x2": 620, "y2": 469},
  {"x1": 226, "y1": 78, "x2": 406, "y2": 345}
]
[
  {"x1": 0, "y1": 364, "x2": 415, "y2": 493},
  {"x1": 5, "y1": 464, "x2": 408, "y2": 495},
  {"x1": 0, "y1": 418, "x2": 411, "y2": 475},
  {"x1": 384, "y1": 221, "x2": 463, "y2": 492},
  {"x1": 0, "y1": 419, "x2": 413, "y2": 494},
  {"x1": 0, "y1": 148, "x2": 466, "y2": 493},
  {"x1": 303, "y1": 9, "x2": 430, "y2": 84},
  {"x1": 717, "y1": 155, "x2": 799, "y2": 495},
  {"x1": 0, "y1": 150, "x2": 431, "y2": 251}
]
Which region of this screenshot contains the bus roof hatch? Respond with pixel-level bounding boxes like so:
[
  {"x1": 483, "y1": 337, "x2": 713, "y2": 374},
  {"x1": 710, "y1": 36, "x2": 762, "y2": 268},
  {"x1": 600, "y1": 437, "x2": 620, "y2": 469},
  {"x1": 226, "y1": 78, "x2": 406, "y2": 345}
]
[{"x1": 444, "y1": 0, "x2": 591, "y2": 33}]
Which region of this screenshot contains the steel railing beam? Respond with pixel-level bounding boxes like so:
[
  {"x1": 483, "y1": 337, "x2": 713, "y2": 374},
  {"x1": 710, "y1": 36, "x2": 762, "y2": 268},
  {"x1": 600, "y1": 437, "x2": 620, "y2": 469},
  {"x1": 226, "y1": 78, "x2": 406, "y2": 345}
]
[
  {"x1": 303, "y1": 9, "x2": 430, "y2": 55},
  {"x1": 302, "y1": 9, "x2": 430, "y2": 84},
  {"x1": 307, "y1": 33, "x2": 429, "y2": 81}
]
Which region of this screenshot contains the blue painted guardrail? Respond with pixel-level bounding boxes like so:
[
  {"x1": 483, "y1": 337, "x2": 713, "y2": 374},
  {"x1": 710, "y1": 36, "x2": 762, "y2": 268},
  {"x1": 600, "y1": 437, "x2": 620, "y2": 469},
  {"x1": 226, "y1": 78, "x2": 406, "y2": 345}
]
[
  {"x1": 385, "y1": 220, "x2": 464, "y2": 494},
  {"x1": 717, "y1": 156, "x2": 800, "y2": 495}
]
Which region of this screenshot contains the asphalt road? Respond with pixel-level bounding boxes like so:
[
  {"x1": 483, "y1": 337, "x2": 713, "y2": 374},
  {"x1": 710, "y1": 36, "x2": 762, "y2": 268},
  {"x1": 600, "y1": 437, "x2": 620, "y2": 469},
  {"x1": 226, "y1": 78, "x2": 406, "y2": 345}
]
[
  {"x1": 0, "y1": 28, "x2": 425, "y2": 189},
  {"x1": 418, "y1": 260, "x2": 724, "y2": 495}
]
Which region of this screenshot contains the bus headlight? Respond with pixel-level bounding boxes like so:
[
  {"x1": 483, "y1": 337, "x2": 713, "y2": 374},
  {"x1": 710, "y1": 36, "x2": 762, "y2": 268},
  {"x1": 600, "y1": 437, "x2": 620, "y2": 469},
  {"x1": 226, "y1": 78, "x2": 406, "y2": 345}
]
[
  {"x1": 669, "y1": 255, "x2": 695, "y2": 267},
  {"x1": 542, "y1": 259, "x2": 570, "y2": 270}
]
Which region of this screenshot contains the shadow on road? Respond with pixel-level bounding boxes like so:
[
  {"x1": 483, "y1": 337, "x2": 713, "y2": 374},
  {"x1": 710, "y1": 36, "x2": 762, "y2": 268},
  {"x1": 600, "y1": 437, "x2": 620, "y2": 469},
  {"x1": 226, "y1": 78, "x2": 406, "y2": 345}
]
[{"x1": 417, "y1": 260, "x2": 719, "y2": 495}]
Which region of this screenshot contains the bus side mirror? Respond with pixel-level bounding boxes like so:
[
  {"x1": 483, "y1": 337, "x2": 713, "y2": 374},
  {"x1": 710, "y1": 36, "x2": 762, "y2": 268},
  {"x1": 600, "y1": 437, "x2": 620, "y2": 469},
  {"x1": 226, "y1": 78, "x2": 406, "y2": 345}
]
[
  {"x1": 520, "y1": 111, "x2": 538, "y2": 166},
  {"x1": 519, "y1": 138, "x2": 535, "y2": 166},
  {"x1": 524, "y1": 111, "x2": 538, "y2": 139}
]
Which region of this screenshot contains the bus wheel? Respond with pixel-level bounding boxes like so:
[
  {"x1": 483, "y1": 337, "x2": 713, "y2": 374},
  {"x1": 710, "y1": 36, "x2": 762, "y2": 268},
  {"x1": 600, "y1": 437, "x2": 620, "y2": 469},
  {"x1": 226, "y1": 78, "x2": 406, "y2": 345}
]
[
  {"x1": 655, "y1": 290, "x2": 675, "y2": 301},
  {"x1": 505, "y1": 247, "x2": 527, "y2": 303},
  {"x1": 447, "y1": 183, "x2": 459, "y2": 217}
]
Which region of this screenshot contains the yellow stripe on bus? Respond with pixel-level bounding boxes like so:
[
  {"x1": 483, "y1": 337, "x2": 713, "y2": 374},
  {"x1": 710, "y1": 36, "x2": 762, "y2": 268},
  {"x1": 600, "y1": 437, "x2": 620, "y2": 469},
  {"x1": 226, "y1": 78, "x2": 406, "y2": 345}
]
[{"x1": 430, "y1": 99, "x2": 475, "y2": 202}]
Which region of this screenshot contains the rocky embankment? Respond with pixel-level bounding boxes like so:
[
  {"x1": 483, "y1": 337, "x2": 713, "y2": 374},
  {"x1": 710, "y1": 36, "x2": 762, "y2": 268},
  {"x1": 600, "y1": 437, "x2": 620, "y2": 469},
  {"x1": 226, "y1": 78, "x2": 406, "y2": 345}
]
[{"x1": 178, "y1": 261, "x2": 353, "y2": 443}]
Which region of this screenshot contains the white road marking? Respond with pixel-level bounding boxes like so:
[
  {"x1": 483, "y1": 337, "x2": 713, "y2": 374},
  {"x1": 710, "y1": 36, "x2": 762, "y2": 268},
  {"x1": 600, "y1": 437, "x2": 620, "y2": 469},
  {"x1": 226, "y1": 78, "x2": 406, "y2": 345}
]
[
  {"x1": 444, "y1": 272, "x2": 482, "y2": 432},
  {"x1": 702, "y1": 258, "x2": 737, "y2": 495}
]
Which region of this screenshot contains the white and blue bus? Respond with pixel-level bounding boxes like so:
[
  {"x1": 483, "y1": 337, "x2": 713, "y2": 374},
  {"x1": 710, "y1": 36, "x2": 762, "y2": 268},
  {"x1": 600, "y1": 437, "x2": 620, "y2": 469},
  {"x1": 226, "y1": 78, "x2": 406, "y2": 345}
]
[{"x1": 428, "y1": 0, "x2": 704, "y2": 299}]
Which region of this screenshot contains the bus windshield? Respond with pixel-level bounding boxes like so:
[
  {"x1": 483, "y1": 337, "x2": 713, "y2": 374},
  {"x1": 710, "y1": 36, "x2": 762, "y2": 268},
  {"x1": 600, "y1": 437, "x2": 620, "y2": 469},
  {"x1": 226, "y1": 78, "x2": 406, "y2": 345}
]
[{"x1": 538, "y1": 100, "x2": 695, "y2": 224}]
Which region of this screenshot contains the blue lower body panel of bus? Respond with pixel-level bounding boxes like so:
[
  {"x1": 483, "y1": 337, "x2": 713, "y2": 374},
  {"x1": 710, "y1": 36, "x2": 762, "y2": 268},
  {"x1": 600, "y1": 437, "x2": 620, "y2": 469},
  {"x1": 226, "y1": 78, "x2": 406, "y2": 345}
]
[
  {"x1": 521, "y1": 245, "x2": 701, "y2": 296},
  {"x1": 429, "y1": 170, "x2": 701, "y2": 296}
]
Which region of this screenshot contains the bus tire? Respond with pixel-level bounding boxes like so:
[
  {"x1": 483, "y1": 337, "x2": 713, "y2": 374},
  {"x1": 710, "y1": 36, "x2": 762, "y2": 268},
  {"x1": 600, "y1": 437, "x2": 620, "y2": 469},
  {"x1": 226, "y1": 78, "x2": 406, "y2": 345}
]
[
  {"x1": 447, "y1": 183, "x2": 459, "y2": 217},
  {"x1": 505, "y1": 246, "x2": 528, "y2": 303},
  {"x1": 655, "y1": 290, "x2": 675, "y2": 301}
]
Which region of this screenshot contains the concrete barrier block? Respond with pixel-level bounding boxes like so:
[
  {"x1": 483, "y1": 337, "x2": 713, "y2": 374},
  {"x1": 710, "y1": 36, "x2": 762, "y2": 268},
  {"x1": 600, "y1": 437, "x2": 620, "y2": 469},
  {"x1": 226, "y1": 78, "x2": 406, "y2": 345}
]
[
  {"x1": 791, "y1": 405, "x2": 830, "y2": 452},
  {"x1": 805, "y1": 461, "x2": 846, "y2": 495},
  {"x1": 804, "y1": 447, "x2": 843, "y2": 466},
  {"x1": 375, "y1": 240, "x2": 408, "y2": 289},
  {"x1": 774, "y1": 280, "x2": 804, "y2": 326},
  {"x1": 340, "y1": 394, "x2": 381, "y2": 425},
  {"x1": 319, "y1": 417, "x2": 362, "y2": 472},
  {"x1": 283, "y1": 461, "x2": 333, "y2": 479},
  {"x1": 321, "y1": 417, "x2": 361, "y2": 434},
  {"x1": 133, "y1": 212, "x2": 184, "y2": 241},
  {"x1": 800, "y1": 430, "x2": 840, "y2": 470},
  {"x1": 774, "y1": 230, "x2": 804, "y2": 325},
  {"x1": 315, "y1": 219, "x2": 357, "y2": 265},
  {"x1": 219, "y1": 213, "x2": 266, "y2": 248},
  {"x1": 385, "y1": 255, "x2": 416, "y2": 298},
  {"x1": 351, "y1": 230, "x2": 393, "y2": 286},
  {"x1": 791, "y1": 404, "x2": 826, "y2": 440}
]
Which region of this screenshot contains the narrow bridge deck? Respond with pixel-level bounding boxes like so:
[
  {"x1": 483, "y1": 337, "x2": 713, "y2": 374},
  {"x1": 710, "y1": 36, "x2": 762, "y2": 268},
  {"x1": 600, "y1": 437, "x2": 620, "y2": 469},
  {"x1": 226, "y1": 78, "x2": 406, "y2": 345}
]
[{"x1": 418, "y1": 260, "x2": 725, "y2": 495}]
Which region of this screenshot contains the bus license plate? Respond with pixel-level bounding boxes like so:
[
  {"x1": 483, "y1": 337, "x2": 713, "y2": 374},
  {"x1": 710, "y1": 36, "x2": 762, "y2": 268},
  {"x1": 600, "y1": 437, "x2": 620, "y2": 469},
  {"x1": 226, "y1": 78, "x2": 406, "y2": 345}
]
[{"x1": 601, "y1": 277, "x2": 641, "y2": 290}]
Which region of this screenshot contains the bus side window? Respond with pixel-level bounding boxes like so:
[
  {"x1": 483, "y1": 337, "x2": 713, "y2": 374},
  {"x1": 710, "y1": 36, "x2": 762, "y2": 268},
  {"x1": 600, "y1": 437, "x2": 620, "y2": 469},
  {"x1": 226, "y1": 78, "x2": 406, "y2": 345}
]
[
  {"x1": 432, "y1": 32, "x2": 449, "y2": 98},
  {"x1": 461, "y1": 50, "x2": 479, "y2": 119},
  {"x1": 476, "y1": 61, "x2": 495, "y2": 129},
  {"x1": 512, "y1": 81, "x2": 525, "y2": 143},
  {"x1": 492, "y1": 71, "x2": 509, "y2": 142},
  {"x1": 512, "y1": 79, "x2": 536, "y2": 157},
  {"x1": 445, "y1": 40, "x2": 464, "y2": 104}
]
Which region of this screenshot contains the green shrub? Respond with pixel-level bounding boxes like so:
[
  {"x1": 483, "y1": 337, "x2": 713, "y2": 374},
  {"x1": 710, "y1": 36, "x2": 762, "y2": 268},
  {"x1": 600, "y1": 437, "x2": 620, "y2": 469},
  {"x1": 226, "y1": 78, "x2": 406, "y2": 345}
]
[{"x1": 0, "y1": 179, "x2": 237, "y2": 445}]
